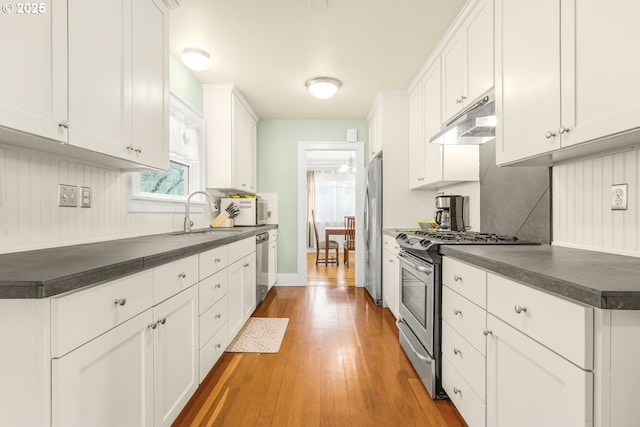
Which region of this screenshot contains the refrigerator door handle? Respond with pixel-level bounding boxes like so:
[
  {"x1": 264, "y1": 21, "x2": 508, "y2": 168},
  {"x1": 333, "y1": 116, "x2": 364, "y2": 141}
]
[{"x1": 363, "y1": 187, "x2": 370, "y2": 250}]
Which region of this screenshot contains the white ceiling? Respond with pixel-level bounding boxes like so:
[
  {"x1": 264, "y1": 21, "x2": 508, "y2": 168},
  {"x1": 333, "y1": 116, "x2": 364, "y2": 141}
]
[{"x1": 169, "y1": 0, "x2": 467, "y2": 120}]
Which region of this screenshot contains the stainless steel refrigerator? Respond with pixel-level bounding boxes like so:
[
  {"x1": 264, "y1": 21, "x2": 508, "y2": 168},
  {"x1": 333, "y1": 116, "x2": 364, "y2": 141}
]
[{"x1": 364, "y1": 153, "x2": 382, "y2": 305}]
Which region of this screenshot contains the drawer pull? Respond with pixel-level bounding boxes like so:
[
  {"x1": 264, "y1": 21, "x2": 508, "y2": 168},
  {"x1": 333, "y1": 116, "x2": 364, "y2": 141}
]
[
  {"x1": 214, "y1": 283, "x2": 222, "y2": 289},
  {"x1": 243, "y1": 263, "x2": 250, "y2": 268},
  {"x1": 453, "y1": 348, "x2": 462, "y2": 356},
  {"x1": 214, "y1": 258, "x2": 221, "y2": 263},
  {"x1": 114, "y1": 298, "x2": 127, "y2": 307},
  {"x1": 453, "y1": 275, "x2": 462, "y2": 282},
  {"x1": 159, "y1": 317, "x2": 166, "y2": 325},
  {"x1": 148, "y1": 322, "x2": 158, "y2": 329},
  {"x1": 514, "y1": 304, "x2": 527, "y2": 314},
  {"x1": 483, "y1": 328, "x2": 493, "y2": 336},
  {"x1": 215, "y1": 313, "x2": 222, "y2": 319},
  {"x1": 453, "y1": 387, "x2": 462, "y2": 396},
  {"x1": 215, "y1": 343, "x2": 222, "y2": 349},
  {"x1": 178, "y1": 272, "x2": 187, "y2": 279},
  {"x1": 453, "y1": 308, "x2": 462, "y2": 316}
]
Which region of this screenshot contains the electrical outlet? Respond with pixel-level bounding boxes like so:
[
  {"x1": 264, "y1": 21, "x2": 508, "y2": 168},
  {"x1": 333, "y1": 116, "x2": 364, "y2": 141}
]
[
  {"x1": 611, "y1": 183, "x2": 628, "y2": 210},
  {"x1": 58, "y1": 184, "x2": 77, "y2": 207},
  {"x1": 80, "y1": 187, "x2": 92, "y2": 208}
]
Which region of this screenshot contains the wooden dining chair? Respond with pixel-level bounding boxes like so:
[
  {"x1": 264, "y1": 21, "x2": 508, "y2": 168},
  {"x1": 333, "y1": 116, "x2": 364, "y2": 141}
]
[
  {"x1": 311, "y1": 210, "x2": 339, "y2": 265},
  {"x1": 343, "y1": 216, "x2": 355, "y2": 266}
]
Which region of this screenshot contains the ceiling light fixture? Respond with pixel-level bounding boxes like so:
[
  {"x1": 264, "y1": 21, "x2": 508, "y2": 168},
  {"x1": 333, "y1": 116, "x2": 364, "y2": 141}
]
[
  {"x1": 181, "y1": 47, "x2": 211, "y2": 71},
  {"x1": 305, "y1": 77, "x2": 342, "y2": 99},
  {"x1": 339, "y1": 154, "x2": 355, "y2": 173}
]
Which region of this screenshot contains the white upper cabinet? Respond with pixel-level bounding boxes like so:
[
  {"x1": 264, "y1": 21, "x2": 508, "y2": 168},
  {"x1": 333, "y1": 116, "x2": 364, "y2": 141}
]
[
  {"x1": 0, "y1": 0, "x2": 67, "y2": 143},
  {"x1": 441, "y1": 0, "x2": 494, "y2": 124},
  {"x1": 368, "y1": 102, "x2": 382, "y2": 161},
  {"x1": 496, "y1": 0, "x2": 640, "y2": 166},
  {"x1": 203, "y1": 85, "x2": 258, "y2": 193},
  {"x1": 0, "y1": 0, "x2": 169, "y2": 170},
  {"x1": 408, "y1": 79, "x2": 425, "y2": 188}
]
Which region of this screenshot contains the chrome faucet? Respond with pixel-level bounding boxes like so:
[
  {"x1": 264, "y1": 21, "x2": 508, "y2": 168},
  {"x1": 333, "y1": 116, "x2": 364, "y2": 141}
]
[{"x1": 184, "y1": 191, "x2": 216, "y2": 233}]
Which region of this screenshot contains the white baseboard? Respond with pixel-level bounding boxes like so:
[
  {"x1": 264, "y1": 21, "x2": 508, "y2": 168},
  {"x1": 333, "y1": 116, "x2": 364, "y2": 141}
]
[{"x1": 274, "y1": 273, "x2": 306, "y2": 287}]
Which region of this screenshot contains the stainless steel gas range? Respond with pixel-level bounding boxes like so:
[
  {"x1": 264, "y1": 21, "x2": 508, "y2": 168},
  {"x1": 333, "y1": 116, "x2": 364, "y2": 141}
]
[{"x1": 394, "y1": 230, "x2": 538, "y2": 399}]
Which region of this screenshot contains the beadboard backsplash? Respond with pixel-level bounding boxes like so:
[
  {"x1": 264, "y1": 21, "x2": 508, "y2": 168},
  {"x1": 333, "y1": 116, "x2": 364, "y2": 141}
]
[
  {"x1": 553, "y1": 148, "x2": 640, "y2": 256},
  {"x1": 0, "y1": 144, "x2": 212, "y2": 254}
]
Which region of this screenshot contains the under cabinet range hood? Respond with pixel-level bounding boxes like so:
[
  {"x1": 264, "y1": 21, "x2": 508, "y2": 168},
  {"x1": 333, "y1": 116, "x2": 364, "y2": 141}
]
[{"x1": 430, "y1": 95, "x2": 496, "y2": 145}]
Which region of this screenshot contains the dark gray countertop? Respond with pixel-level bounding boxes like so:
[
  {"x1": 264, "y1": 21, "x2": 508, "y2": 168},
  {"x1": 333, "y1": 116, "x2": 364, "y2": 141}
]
[
  {"x1": 440, "y1": 244, "x2": 640, "y2": 310},
  {"x1": 0, "y1": 225, "x2": 277, "y2": 299}
]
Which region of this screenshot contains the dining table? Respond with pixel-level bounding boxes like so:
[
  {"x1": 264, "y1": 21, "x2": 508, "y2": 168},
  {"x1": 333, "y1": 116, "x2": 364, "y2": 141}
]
[{"x1": 324, "y1": 226, "x2": 347, "y2": 265}]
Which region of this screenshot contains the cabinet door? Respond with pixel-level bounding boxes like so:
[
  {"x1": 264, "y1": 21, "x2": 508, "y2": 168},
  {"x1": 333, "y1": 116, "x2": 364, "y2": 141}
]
[
  {"x1": 227, "y1": 259, "x2": 244, "y2": 338},
  {"x1": 486, "y1": 314, "x2": 593, "y2": 427},
  {"x1": 0, "y1": 0, "x2": 68, "y2": 143},
  {"x1": 68, "y1": 0, "x2": 130, "y2": 157},
  {"x1": 268, "y1": 238, "x2": 278, "y2": 288},
  {"x1": 563, "y1": 0, "x2": 640, "y2": 149},
  {"x1": 368, "y1": 105, "x2": 382, "y2": 161},
  {"x1": 131, "y1": 0, "x2": 169, "y2": 169},
  {"x1": 52, "y1": 310, "x2": 154, "y2": 427},
  {"x1": 441, "y1": 32, "x2": 464, "y2": 123},
  {"x1": 153, "y1": 286, "x2": 198, "y2": 427},
  {"x1": 232, "y1": 95, "x2": 256, "y2": 192},
  {"x1": 382, "y1": 249, "x2": 399, "y2": 317},
  {"x1": 495, "y1": 0, "x2": 561, "y2": 165},
  {"x1": 422, "y1": 60, "x2": 445, "y2": 185},
  {"x1": 241, "y1": 253, "x2": 257, "y2": 320},
  {"x1": 464, "y1": 0, "x2": 494, "y2": 104},
  {"x1": 408, "y1": 81, "x2": 425, "y2": 188}
]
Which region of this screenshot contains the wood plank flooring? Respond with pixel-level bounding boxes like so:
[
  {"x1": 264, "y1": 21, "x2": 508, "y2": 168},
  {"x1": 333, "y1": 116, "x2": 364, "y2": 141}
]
[{"x1": 173, "y1": 253, "x2": 466, "y2": 427}]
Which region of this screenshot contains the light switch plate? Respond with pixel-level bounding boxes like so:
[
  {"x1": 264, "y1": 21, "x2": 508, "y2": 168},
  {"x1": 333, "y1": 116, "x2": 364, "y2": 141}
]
[
  {"x1": 611, "y1": 183, "x2": 628, "y2": 210},
  {"x1": 58, "y1": 184, "x2": 77, "y2": 207}
]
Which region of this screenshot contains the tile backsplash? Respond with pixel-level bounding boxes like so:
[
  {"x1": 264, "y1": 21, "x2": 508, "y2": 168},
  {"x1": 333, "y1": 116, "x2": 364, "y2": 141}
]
[{"x1": 479, "y1": 140, "x2": 551, "y2": 243}]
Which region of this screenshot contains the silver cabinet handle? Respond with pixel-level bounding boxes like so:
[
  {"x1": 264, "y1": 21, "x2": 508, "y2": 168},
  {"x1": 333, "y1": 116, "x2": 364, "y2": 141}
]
[
  {"x1": 148, "y1": 322, "x2": 157, "y2": 329},
  {"x1": 243, "y1": 263, "x2": 250, "y2": 268},
  {"x1": 178, "y1": 272, "x2": 187, "y2": 279},
  {"x1": 453, "y1": 348, "x2": 462, "y2": 356},
  {"x1": 214, "y1": 257, "x2": 221, "y2": 263},
  {"x1": 58, "y1": 120, "x2": 69, "y2": 129},
  {"x1": 514, "y1": 304, "x2": 527, "y2": 314},
  {"x1": 134, "y1": 147, "x2": 142, "y2": 154},
  {"x1": 454, "y1": 275, "x2": 462, "y2": 282},
  {"x1": 453, "y1": 387, "x2": 462, "y2": 395},
  {"x1": 159, "y1": 317, "x2": 166, "y2": 325},
  {"x1": 453, "y1": 308, "x2": 462, "y2": 316},
  {"x1": 215, "y1": 343, "x2": 222, "y2": 349},
  {"x1": 483, "y1": 328, "x2": 493, "y2": 336},
  {"x1": 388, "y1": 259, "x2": 394, "y2": 263},
  {"x1": 559, "y1": 126, "x2": 570, "y2": 134},
  {"x1": 214, "y1": 283, "x2": 222, "y2": 289},
  {"x1": 545, "y1": 131, "x2": 557, "y2": 139},
  {"x1": 215, "y1": 313, "x2": 222, "y2": 319},
  {"x1": 114, "y1": 298, "x2": 127, "y2": 306},
  {"x1": 126, "y1": 144, "x2": 135, "y2": 151}
]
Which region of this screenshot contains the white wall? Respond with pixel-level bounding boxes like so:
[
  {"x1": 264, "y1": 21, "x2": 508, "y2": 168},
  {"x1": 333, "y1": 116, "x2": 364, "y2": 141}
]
[
  {"x1": 553, "y1": 148, "x2": 640, "y2": 256},
  {"x1": 0, "y1": 144, "x2": 212, "y2": 254}
]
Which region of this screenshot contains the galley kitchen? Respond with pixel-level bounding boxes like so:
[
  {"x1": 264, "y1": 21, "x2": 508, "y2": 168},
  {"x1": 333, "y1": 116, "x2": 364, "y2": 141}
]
[{"x1": 2, "y1": 1, "x2": 640, "y2": 426}]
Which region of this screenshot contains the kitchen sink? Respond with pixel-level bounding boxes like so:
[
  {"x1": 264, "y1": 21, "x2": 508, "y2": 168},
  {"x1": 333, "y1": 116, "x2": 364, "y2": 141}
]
[{"x1": 169, "y1": 228, "x2": 242, "y2": 237}]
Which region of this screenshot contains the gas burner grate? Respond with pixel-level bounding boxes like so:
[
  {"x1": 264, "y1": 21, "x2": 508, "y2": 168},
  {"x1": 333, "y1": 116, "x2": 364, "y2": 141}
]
[{"x1": 410, "y1": 230, "x2": 519, "y2": 243}]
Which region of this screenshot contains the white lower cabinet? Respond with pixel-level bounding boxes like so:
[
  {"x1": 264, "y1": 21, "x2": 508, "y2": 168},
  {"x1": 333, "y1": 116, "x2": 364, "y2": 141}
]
[
  {"x1": 52, "y1": 285, "x2": 198, "y2": 427},
  {"x1": 382, "y1": 234, "x2": 400, "y2": 317},
  {"x1": 228, "y1": 252, "x2": 256, "y2": 338},
  {"x1": 486, "y1": 314, "x2": 593, "y2": 427},
  {"x1": 268, "y1": 229, "x2": 278, "y2": 289},
  {"x1": 52, "y1": 310, "x2": 155, "y2": 427}
]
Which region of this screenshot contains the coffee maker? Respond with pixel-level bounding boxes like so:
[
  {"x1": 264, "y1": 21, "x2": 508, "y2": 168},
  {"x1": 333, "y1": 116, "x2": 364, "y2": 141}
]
[{"x1": 434, "y1": 194, "x2": 465, "y2": 231}]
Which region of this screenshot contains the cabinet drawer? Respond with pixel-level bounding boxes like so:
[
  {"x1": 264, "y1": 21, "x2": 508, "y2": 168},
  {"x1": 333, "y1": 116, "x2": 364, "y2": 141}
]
[
  {"x1": 199, "y1": 245, "x2": 228, "y2": 280},
  {"x1": 199, "y1": 295, "x2": 228, "y2": 348},
  {"x1": 442, "y1": 319, "x2": 486, "y2": 402},
  {"x1": 51, "y1": 270, "x2": 154, "y2": 357},
  {"x1": 199, "y1": 269, "x2": 228, "y2": 315},
  {"x1": 153, "y1": 255, "x2": 198, "y2": 304},
  {"x1": 268, "y1": 229, "x2": 277, "y2": 241},
  {"x1": 443, "y1": 257, "x2": 487, "y2": 308},
  {"x1": 383, "y1": 234, "x2": 400, "y2": 255},
  {"x1": 442, "y1": 285, "x2": 487, "y2": 355},
  {"x1": 442, "y1": 356, "x2": 486, "y2": 427},
  {"x1": 228, "y1": 237, "x2": 255, "y2": 264},
  {"x1": 199, "y1": 322, "x2": 228, "y2": 383},
  {"x1": 487, "y1": 273, "x2": 593, "y2": 369}
]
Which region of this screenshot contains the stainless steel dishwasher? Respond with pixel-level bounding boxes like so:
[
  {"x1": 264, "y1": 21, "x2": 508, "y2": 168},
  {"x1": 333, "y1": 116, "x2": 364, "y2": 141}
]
[{"x1": 255, "y1": 232, "x2": 270, "y2": 304}]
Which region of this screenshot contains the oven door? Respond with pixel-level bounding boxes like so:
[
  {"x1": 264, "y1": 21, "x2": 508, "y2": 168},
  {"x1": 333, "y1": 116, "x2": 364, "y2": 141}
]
[{"x1": 398, "y1": 251, "x2": 435, "y2": 356}]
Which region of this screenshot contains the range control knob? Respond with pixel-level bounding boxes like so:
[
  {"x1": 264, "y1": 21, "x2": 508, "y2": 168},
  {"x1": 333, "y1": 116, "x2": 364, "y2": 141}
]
[
  {"x1": 397, "y1": 233, "x2": 408, "y2": 240},
  {"x1": 420, "y1": 239, "x2": 431, "y2": 247}
]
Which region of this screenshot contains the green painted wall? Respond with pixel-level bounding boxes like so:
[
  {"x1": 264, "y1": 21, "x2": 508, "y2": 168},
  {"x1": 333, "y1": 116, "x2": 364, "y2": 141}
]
[
  {"x1": 169, "y1": 54, "x2": 203, "y2": 113},
  {"x1": 257, "y1": 119, "x2": 369, "y2": 274}
]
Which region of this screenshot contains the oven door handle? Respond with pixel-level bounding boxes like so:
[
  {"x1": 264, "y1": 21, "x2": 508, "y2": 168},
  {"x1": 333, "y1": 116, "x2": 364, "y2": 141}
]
[
  {"x1": 398, "y1": 252, "x2": 432, "y2": 274},
  {"x1": 396, "y1": 319, "x2": 434, "y2": 364}
]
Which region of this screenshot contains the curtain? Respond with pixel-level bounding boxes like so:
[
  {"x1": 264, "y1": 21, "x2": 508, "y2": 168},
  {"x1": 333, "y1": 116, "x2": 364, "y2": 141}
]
[{"x1": 310, "y1": 170, "x2": 356, "y2": 248}]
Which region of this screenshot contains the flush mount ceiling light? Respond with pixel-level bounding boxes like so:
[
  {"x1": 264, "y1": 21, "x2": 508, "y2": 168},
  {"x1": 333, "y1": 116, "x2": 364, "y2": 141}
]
[
  {"x1": 305, "y1": 77, "x2": 341, "y2": 99},
  {"x1": 181, "y1": 47, "x2": 211, "y2": 71}
]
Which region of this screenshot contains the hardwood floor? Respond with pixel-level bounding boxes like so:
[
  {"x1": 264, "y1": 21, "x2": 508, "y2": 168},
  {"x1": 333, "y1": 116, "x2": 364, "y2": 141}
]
[{"x1": 173, "y1": 255, "x2": 466, "y2": 427}]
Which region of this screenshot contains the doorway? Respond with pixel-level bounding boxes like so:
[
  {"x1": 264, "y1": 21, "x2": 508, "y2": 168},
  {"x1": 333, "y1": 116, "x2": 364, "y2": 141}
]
[{"x1": 296, "y1": 141, "x2": 365, "y2": 287}]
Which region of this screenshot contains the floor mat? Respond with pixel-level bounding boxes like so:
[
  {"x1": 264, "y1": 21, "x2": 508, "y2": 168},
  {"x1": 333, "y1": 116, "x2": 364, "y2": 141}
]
[{"x1": 226, "y1": 317, "x2": 289, "y2": 353}]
